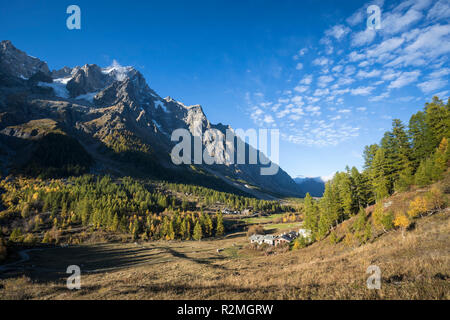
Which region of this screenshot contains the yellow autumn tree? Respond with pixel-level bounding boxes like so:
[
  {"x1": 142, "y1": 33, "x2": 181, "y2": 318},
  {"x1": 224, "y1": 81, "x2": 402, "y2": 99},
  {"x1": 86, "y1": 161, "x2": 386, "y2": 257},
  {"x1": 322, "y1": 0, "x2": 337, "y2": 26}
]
[
  {"x1": 394, "y1": 214, "x2": 410, "y2": 237},
  {"x1": 407, "y1": 196, "x2": 428, "y2": 218}
]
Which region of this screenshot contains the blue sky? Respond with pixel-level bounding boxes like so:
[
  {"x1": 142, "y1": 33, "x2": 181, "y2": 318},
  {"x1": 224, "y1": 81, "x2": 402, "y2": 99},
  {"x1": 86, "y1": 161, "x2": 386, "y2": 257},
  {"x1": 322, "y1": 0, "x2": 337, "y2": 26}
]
[{"x1": 1, "y1": 0, "x2": 449, "y2": 179}]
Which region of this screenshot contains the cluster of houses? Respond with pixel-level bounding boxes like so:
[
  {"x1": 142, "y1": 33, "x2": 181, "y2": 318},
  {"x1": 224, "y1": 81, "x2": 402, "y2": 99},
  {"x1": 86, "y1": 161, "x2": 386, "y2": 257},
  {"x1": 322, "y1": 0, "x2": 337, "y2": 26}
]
[
  {"x1": 249, "y1": 229, "x2": 312, "y2": 246},
  {"x1": 222, "y1": 208, "x2": 256, "y2": 215}
]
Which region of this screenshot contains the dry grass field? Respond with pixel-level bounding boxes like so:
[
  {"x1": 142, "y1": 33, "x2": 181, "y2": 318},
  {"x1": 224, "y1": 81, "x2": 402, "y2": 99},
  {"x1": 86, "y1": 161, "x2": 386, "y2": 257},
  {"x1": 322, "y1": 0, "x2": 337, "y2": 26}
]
[{"x1": 0, "y1": 205, "x2": 448, "y2": 300}]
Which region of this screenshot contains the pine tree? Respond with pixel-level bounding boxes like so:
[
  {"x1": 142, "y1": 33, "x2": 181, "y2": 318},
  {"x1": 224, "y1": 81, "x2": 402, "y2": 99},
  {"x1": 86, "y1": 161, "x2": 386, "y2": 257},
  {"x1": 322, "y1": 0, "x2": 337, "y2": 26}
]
[
  {"x1": 215, "y1": 211, "x2": 224, "y2": 237},
  {"x1": 409, "y1": 111, "x2": 433, "y2": 169},
  {"x1": 370, "y1": 148, "x2": 389, "y2": 201},
  {"x1": 424, "y1": 96, "x2": 450, "y2": 148},
  {"x1": 303, "y1": 193, "x2": 320, "y2": 237},
  {"x1": 394, "y1": 166, "x2": 414, "y2": 192},
  {"x1": 351, "y1": 167, "x2": 372, "y2": 207},
  {"x1": 363, "y1": 144, "x2": 379, "y2": 170},
  {"x1": 193, "y1": 221, "x2": 203, "y2": 241}
]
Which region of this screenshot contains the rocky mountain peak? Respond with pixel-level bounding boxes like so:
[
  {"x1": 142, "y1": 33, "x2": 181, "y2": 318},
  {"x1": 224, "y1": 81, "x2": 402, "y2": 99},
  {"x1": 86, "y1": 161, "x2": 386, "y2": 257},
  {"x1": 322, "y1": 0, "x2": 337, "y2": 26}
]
[
  {"x1": 0, "y1": 41, "x2": 305, "y2": 198},
  {"x1": 0, "y1": 40, "x2": 50, "y2": 79}
]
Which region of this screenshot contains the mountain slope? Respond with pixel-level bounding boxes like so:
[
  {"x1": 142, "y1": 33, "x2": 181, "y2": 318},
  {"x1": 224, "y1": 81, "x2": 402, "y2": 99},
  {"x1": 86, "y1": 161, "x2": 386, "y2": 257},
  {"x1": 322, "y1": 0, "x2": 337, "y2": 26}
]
[
  {"x1": 0, "y1": 40, "x2": 304, "y2": 198},
  {"x1": 294, "y1": 176, "x2": 325, "y2": 197}
]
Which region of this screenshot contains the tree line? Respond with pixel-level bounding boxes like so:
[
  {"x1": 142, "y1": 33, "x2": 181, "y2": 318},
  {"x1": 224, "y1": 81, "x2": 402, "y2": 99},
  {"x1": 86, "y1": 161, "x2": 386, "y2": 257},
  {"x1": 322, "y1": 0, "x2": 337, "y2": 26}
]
[
  {"x1": 303, "y1": 97, "x2": 449, "y2": 242},
  {"x1": 0, "y1": 173, "x2": 286, "y2": 243}
]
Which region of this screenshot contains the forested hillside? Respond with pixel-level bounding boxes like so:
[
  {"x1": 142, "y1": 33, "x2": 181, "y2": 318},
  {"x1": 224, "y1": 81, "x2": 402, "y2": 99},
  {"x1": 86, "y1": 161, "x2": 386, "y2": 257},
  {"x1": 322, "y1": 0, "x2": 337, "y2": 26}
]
[
  {"x1": 299, "y1": 97, "x2": 449, "y2": 246},
  {"x1": 0, "y1": 174, "x2": 293, "y2": 254}
]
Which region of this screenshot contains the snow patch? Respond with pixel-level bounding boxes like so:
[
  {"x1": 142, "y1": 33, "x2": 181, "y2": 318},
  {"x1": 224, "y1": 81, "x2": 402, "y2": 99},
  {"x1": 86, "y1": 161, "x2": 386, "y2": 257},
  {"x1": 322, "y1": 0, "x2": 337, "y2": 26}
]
[
  {"x1": 38, "y1": 80, "x2": 69, "y2": 99},
  {"x1": 102, "y1": 60, "x2": 133, "y2": 81}
]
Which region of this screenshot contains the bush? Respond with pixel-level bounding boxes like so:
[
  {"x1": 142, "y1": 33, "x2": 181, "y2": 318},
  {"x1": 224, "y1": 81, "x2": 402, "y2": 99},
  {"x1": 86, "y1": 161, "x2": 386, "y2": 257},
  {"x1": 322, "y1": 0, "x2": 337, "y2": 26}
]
[
  {"x1": 408, "y1": 196, "x2": 428, "y2": 218},
  {"x1": 247, "y1": 224, "x2": 265, "y2": 237},
  {"x1": 23, "y1": 233, "x2": 37, "y2": 244},
  {"x1": 9, "y1": 228, "x2": 23, "y2": 243},
  {"x1": 42, "y1": 231, "x2": 54, "y2": 244},
  {"x1": 328, "y1": 231, "x2": 339, "y2": 244},
  {"x1": 293, "y1": 236, "x2": 310, "y2": 249},
  {"x1": 380, "y1": 211, "x2": 394, "y2": 231},
  {"x1": 426, "y1": 186, "x2": 445, "y2": 211}
]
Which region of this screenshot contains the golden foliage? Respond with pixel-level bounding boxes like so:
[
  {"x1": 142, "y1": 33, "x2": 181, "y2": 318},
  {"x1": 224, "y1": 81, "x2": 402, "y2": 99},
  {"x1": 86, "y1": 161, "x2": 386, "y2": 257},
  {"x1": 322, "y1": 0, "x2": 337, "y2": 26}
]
[
  {"x1": 408, "y1": 196, "x2": 429, "y2": 218},
  {"x1": 394, "y1": 214, "x2": 410, "y2": 229}
]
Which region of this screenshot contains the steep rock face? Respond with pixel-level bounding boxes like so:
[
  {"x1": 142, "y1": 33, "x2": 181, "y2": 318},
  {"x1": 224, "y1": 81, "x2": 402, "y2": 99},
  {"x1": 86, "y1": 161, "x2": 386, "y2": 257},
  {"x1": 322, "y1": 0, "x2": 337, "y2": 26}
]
[
  {"x1": 0, "y1": 40, "x2": 304, "y2": 198},
  {"x1": 0, "y1": 40, "x2": 50, "y2": 79},
  {"x1": 66, "y1": 64, "x2": 110, "y2": 97}
]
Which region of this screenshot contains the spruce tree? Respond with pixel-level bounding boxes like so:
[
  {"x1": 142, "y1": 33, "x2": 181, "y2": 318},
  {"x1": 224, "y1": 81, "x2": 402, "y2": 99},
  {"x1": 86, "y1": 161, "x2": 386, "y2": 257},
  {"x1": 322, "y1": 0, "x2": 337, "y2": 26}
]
[
  {"x1": 193, "y1": 221, "x2": 203, "y2": 241},
  {"x1": 215, "y1": 211, "x2": 224, "y2": 237}
]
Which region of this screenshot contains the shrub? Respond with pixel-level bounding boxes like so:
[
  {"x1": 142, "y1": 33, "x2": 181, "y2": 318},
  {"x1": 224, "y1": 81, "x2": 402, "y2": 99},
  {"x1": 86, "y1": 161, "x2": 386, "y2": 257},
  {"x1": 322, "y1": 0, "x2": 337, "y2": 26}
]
[
  {"x1": 408, "y1": 196, "x2": 428, "y2": 218},
  {"x1": 247, "y1": 224, "x2": 265, "y2": 237},
  {"x1": 293, "y1": 236, "x2": 310, "y2": 249},
  {"x1": 343, "y1": 232, "x2": 354, "y2": 247},
  {"x1": 425, "y1": 186, "x2": 445, "y2": 212},
  {"x1": 380, "y1": 211, "x2": 394, "y2": 231},
  {"x1": 9, "y1": 228, "x2": 23, "y2": 242},
  {"x1": 42, "y1": 231, "x2": 53, "y2": 244},
  {"x1": 329, "y1": 231, "x2": 339, "y2": 244},
  {"x1": 23, "y1": 233, "x2": 37, "y2": 244}
]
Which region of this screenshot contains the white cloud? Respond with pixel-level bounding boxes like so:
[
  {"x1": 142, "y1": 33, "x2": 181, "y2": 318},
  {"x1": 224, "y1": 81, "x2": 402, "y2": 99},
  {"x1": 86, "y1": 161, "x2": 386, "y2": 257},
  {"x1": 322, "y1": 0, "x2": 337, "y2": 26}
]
[
  {"x1": 300, "y1": 75, "x2": 313, "y2": 85},
  {"x1": 369, "y1": 91, "x2": 390, "y2": 102},
  {"x1": 346, "y1": 10, "x2": 364, "y2": 26},
  {"x1": 263, "y1": 115, "x2": 275, "y2": 124},
  {"x1": 351, "y1": 86, "x2": 376, "y2": 96},
  {"x1": 382, "y1": 6, "x2": 424, "y2": 36},
  {"x1": 349, "y1": 51, "x2": 366, "y2": 62},
  {"x1": 294, "y1": 85, "x2": 308, "y2": 93},
  {"x1": 417, "y1": 78, "x2": 447, "y2": 93},
  {"x1": 366, "y1": 37, "x2": 405, "y2": 59},
  {"x1": 330, "y1": 115, "x2": 342, "y2": 121},
  {"x1": 387, "y1": 24, "x2": 450, "y2": 67},
  {"x1": 317, "y1": 75, "x2": 334, "y2": 88},
  {"x1": 305, "y1": 106, "x2": 321, "y2": 115},
  {"x1": 356, "y1": 69, "x2": 382, "y2": 78},
  {"x1": 325, "y1": 24, "x2": 351, "y2": 40},
  {"x1": 313, "y1": 88, "x2": 330, "y2": 96},
  {"x1": 296, "y1": 63, "x2": 303, "y2": 70},
  {"x1": 351, "y1": 29, "x2": 376, "y2": 47},
  {"x1": 356, "y1": 107, "x2": 367, "y2": 112},
  {"x1": 388, "y1": 71, "x2": 420, "y2": 89},
  {"x1": 338, "y1": 109, "x2": 351, "y2": 113},
  {"x1": 332, "y1": 65, "x2": 343, "y2": 73},
  {"x1": 291, "y1": 96, "x2": 304, "y2": 106},
  {"x1": 312, "y1": 57, "x2": 330, "y2": 66},
  {"x1": 427, "y1": 0, "x2": 450, "y2": 21},
  {"x1": 293, "y1": 48, "x2": 308, "y2": 60}
]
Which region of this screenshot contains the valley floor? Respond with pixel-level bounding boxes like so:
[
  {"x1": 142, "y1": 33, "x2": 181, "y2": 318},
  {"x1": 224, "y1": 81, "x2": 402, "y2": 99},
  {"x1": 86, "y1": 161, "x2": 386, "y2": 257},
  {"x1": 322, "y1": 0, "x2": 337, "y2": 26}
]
[{"x1": 0, "y1": 207, "x2": 449, "y2": 300}]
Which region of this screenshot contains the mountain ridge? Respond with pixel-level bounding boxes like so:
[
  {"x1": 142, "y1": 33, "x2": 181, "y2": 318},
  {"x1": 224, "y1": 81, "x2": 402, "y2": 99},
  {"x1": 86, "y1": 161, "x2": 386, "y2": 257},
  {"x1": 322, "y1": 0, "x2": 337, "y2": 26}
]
[{"x1": 0, "y1": 40, "x2": 304, "y2": 199}]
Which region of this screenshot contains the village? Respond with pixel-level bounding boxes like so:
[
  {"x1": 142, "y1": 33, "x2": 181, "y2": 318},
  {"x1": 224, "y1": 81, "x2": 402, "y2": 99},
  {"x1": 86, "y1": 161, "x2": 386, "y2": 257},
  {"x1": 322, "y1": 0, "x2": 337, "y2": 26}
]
[{"x1": 249, "y1": 228, "x2": 311, "y2": 246}]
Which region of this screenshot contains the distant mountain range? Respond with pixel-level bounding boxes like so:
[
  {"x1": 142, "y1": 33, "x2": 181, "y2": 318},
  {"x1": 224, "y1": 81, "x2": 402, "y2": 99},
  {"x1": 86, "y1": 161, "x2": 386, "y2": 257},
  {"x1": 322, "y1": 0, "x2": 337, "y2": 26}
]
[
  {"x1": 0, "y1": 40, "x2": 304, "y2": 199},
  {"x1": 294, "y1": 176, "x2": 326, "y2": 197}
]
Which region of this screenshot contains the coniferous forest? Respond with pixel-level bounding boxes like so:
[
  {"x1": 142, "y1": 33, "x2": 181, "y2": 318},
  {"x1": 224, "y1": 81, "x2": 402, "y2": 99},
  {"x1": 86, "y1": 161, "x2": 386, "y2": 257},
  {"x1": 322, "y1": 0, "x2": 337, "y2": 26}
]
[{"x1": 300, "y1": 97, "x2": 449, "y2": 246}]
